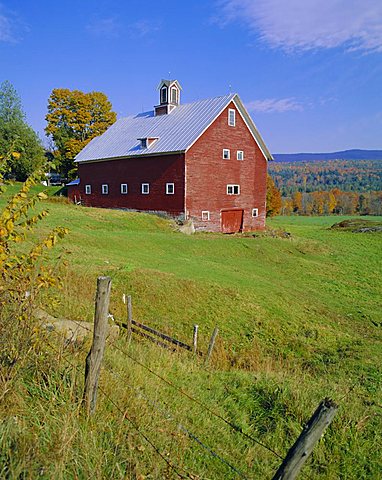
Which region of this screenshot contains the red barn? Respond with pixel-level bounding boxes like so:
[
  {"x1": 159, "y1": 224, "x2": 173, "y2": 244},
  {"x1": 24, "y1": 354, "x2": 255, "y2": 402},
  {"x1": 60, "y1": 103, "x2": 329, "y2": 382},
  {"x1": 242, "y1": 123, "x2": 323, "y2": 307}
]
[{"x1": 68, "y1": 80, "x2": 273, "y2": 233}]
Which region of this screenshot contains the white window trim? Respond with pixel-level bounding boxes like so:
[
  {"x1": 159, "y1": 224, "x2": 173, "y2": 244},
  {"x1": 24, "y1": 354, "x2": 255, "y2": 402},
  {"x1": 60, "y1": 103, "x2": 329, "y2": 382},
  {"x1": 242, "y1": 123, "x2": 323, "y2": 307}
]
[
  {"x1": 121, "y1": 183, "x2": 128, "y2": 194},
  {"x1": 101, "y1": 184, "x2": 109, "y2": 195},
  {"x1": 252, "y1": 208, "x2": 259, "y2": 217},
  {"x1": 237, "y1": 150, "x2": 244, "y2": 160},
  {"x1": 166, "y1": 183, "x2": 175, "y2": 195},
  {"x1": 141, "y1": 183, "x2": 150, "y2": 194},
  {"x1": 222, "y1": 148, "x2": 230, "y2": 160},
  {"x1": 202, "y1": 211, "x2": 210, "y2": 221},
  {"x1": 227, "y1": 184, "x2": 240, "y2": 195},
  {"x1": 161, "y1": 86, "x2": 167, "y2": 103},
  {"x1": 85, "y1": 185, "x2": 91, "y2": 194},
  {"x1": 228, "y1": 108, "x2": 236, "y2": 127}
]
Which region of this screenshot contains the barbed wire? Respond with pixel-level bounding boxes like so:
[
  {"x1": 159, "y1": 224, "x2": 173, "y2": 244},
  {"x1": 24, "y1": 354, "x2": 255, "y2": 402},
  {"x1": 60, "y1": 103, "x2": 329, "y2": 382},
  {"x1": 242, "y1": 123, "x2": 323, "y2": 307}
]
[
  {"x1": 110, "y1": 341, "x2": 283, "y2": 459},
  {"x1": 105, "y1": 360, "x2": 250, "y2": 479},
  {"x1": 42, "y1": 312, "x2": 282, "y2": 460},
  {"x1": 43, "y1": 334, "x2": 192, "y2": 479}
]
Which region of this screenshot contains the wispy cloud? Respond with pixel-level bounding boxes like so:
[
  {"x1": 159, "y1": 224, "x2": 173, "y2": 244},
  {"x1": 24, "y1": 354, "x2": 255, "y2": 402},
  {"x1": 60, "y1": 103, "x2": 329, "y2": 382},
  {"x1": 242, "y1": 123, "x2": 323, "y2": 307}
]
[
  {"x1": 219, "y1": 0, "x2": 382, "y2": 53},
  {"x1": 128, "y1": 19, "x2": 161, "y2": 38},
  {"x1": 86, "y1": 17, "x2": 121, "y2": 38},
  {"x1": 0, "y1": 4, "x2": 21, "y2": 43},
  {"x1": 246, "y1": 97, "x2": 303, "y2": 113}
]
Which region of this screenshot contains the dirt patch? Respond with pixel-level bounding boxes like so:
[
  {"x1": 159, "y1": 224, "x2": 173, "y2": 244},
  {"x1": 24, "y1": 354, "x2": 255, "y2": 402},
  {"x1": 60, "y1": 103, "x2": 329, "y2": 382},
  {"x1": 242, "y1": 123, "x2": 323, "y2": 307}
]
[{"x1": 330, "y1": 218, "x2": 382, "y2": 233}]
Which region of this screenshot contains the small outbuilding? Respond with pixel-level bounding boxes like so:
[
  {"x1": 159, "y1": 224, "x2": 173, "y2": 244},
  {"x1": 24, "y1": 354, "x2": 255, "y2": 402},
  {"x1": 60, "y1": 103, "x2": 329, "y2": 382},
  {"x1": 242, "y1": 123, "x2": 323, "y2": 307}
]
[{"x1": 68, "y1": 79, "x2": 273, "y2": 232}]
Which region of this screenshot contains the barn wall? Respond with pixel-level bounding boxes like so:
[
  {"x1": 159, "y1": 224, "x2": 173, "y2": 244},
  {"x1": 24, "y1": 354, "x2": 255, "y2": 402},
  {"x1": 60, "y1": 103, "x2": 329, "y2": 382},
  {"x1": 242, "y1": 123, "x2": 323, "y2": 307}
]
[
  {"x1": 75, "y1": 153, "x2": 185, "y2": 215},
  {"x1": 185, "y1": 102, "x2": 268, "y2": 232}
]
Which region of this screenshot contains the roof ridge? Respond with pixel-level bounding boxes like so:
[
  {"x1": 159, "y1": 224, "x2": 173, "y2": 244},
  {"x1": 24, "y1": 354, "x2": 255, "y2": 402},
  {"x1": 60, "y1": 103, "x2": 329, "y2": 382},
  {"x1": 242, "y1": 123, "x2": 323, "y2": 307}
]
[{"x1": 120, "y1": 93, "x2": 236, "y2": 120}]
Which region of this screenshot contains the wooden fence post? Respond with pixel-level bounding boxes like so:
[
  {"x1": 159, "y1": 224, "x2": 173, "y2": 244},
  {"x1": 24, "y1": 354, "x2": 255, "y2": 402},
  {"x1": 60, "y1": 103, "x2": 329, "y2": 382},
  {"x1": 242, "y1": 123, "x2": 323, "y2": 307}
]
[
  {"x1": 193, "y1": 325, "x2": 198, "y2": 354},
  {"x1": 83, "y1": 276, "x2": 112, "y2": 415},
  {"x1": 272, "y1": 398, "x2": 338, "y2": 480},
  {"x1": 206, "y1": 326, "x2": 219, "y2": 365},
  {"x1": 127, "y1": 294, "x2": 133, "y2": 344}
]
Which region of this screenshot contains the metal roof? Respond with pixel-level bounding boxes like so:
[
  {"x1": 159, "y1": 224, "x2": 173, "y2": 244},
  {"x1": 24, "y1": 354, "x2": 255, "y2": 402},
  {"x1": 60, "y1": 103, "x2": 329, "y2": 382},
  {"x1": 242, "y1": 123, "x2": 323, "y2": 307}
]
[
  {"x1": 75, "y1": 93, "x2": 273, "y2": 163},
  {"x1": 66, "y1": 178, "x2": 80, "y2": 186}
]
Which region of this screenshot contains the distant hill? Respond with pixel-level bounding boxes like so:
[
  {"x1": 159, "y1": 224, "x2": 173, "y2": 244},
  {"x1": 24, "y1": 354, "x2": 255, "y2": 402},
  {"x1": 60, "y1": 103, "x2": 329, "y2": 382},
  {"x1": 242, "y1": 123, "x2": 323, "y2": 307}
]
[{"x1": 273, "y1": 149, "x2": 382, "y2": 162}]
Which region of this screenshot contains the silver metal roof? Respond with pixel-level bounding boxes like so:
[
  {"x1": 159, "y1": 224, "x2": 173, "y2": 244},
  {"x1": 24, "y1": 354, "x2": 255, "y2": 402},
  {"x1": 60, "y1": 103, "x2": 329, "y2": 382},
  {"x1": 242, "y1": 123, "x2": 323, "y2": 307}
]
[{"x1": 75, "y1": 93, "x2": 273, "y2": 163}]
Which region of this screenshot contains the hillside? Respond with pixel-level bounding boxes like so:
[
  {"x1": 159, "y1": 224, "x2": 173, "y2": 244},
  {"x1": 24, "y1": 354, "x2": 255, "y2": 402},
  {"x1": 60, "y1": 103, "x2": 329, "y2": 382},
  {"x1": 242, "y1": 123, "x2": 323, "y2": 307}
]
[
  {"x1": 1, "y1": 189, "x2": 382, "y2": 479},
  {"x1": 269, "y1": 158, "x2": 382, "y2": 196},
  {"x1": 273, "y1": 149, "x2": 382, "y2": 162}
]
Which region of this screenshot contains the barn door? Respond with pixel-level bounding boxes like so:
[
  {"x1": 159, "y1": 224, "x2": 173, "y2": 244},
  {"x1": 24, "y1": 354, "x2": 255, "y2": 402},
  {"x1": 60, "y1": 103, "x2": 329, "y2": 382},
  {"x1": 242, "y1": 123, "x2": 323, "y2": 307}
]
[{"x1": 221, "y1": 209, "x2": 244, "y2": 234}]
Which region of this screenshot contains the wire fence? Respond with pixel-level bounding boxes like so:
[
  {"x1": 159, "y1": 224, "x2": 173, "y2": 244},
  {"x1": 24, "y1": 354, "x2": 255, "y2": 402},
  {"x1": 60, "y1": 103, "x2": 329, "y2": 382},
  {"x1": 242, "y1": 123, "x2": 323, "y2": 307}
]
[{"x1": 44, "y1": 315, "x2": 282, "y2": 479}]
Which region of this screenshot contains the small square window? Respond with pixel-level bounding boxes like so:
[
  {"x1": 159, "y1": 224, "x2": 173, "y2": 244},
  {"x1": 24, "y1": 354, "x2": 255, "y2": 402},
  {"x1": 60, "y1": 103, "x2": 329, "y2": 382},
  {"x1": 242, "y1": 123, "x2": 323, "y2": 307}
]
[
  {"x1": 227, "y1": 184, "x2": 240, "y2": 195},
  {"x1": 142, "y1": 183, "x2": 150, "y2": 194},
  {"x1": 166, "y1": 183, "x2": 175, "y2": 195},
  {"x1": 237, "y1": 150, "x2": 244, "y2": 161},
  {"x1": 85, "y1": 185, "x2": 91, "y2": 195},
  {"x1": 223, "y1": 149, "x2": 230, "y2": 160},
  {"x1": 252, "y1": 208, "x2": 259, "y2": 217},
  {"x1": 121, "y1": 183, "x2": 128, "y2": 194},
  {"x1": 228, "y1": 108, "x2": 236, "y2": 127},
  {"x1": 102, "y1": 184, "x2": 108, "y2": 195},
  {"x1": 202, "y1": 211, "x2": 210, "y2": 221}
]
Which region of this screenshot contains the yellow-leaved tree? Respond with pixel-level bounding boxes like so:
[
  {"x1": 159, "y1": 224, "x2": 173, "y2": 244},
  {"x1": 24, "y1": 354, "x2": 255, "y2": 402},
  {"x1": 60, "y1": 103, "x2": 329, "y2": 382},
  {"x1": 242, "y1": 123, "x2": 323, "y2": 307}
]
[
  {"x1": 45, "y1": 89, "x2": 116, "y2": 179},
  {"x1": 0, "y1": 147, "x2": 68, "y2": 384}
]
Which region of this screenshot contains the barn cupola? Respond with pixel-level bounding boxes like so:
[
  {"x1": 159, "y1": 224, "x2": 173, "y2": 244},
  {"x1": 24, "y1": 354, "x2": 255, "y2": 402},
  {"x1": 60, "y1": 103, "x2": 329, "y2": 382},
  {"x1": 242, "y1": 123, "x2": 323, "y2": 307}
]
[{"x1": 155, "y1": 79, "x2": 182, "y2": 116}]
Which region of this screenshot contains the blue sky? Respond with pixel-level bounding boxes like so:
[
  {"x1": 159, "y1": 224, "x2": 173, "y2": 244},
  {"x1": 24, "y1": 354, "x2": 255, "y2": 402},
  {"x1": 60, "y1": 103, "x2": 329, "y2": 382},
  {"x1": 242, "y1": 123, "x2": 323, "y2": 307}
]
[{"x1": 0, "y1": 0, "x2": 381, "y2": 153}]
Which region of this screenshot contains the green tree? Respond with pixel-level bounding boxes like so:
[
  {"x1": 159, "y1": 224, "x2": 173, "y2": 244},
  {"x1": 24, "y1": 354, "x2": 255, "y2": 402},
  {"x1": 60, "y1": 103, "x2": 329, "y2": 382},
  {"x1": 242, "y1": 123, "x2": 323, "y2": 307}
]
[
  {"x1": 266, "y1": 174, "x2": 282, "y2": 217},
  {"x1": 45, "y1": 89, "x2": 116, "y2": 178},
  {"x1": 0, "y1": 81, "x2": 45, "y2": 181}
]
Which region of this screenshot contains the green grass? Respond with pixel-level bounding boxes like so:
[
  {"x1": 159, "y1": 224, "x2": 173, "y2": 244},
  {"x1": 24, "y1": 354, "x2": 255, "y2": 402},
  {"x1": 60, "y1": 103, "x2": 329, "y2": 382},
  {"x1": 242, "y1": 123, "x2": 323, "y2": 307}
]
[{"x1": 1, "y1": 184, "x2": 382, "y2": 479}]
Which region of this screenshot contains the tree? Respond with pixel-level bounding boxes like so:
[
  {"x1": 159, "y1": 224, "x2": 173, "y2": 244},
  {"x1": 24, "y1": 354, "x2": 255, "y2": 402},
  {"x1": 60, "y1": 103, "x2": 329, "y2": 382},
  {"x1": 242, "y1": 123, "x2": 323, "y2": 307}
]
[
  {"x1": 0, "y1": 81, "x2": 45, "y2": 181},
  {"x1": 45, "y1": 89, "x2": 116, "y2": 178},
  {"x1": 266, "y1": 174, "x2": 282, "y2": 217}
]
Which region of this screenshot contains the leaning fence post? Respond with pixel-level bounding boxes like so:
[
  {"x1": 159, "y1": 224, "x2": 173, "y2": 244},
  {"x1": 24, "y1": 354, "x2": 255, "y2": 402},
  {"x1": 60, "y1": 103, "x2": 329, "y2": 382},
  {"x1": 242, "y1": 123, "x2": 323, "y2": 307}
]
[
  {"x1": 193, "y1": 325, "x2": 199, "y2": 354},
  {"x1": 272, "y1": 398, "x2": 338, "y2": 480},
  {"x1": 83, "y1": 276, "x2": 112, "y2": 415},
  {"x1": 206, "y1": 326, "x2": 219, "y2": 365}
]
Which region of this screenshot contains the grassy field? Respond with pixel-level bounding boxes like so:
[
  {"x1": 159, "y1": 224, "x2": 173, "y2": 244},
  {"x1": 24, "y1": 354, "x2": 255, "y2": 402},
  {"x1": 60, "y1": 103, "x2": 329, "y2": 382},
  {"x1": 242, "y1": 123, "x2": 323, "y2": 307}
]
[{"x1": 1, "y1": 185, "x2": 382, "y2": 479}]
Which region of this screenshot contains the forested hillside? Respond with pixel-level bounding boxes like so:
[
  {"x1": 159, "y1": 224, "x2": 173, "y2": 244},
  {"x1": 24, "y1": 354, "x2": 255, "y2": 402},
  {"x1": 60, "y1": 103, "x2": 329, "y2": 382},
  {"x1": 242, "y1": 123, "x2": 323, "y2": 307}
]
[
  {"x1": 269, "y1": 159, "x2": 382, "y2": 215},
  {"x1": 269, "y1": 159, "x2": 382, "y2": 195}
]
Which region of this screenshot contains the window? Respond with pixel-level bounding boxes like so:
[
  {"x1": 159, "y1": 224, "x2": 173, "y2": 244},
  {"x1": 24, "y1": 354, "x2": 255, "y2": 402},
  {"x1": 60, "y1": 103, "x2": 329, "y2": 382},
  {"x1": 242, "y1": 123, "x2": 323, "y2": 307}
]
[
  {"x1": 85, "y1": 185, "x2": 91, "y2": 194},
  {"x1": 227, "y1": 184, "x2": 240, "y2": 195},
  {"x1": 237, "y1": 150, "x2": 244, "y2": 160},
  {"x1": 141, "y1": 183, "x2": 150, "y2": 194},
  {"x1": 228, "y1": 108, "x2": 236, "y2": 127},
  {"x1": 171, "y1": 87, "x2": 178, "y2": 104},
  {"x1": 121, "y1": 183, "x2": 128, "y2": 194},
  {"x1": 102, "y1": 184, "x2": 109, "y2": 195},
  {"x1": 223, "y1": 149, "x2": 230, "y2": 159},
  {"x1": 166, "y1": 183, "x2": 175, "y2": 195},
  {"x1": 202, "y1": 211, "x2": 210, "y2": 221},
  {"x1": 161, "y1": 87, "x2": 167, "y2": 103},
  {"x1": 140, "y1": 138, "x2": 148, "y2": 149},
  {"x1": 252, "y1": 208, "x2": 259, "y2": 217}
]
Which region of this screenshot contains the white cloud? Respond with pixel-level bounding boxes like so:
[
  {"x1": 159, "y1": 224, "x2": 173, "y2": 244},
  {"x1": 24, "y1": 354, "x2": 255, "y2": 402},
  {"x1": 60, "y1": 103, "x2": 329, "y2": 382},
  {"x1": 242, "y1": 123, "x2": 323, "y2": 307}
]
[
  {"x1": 0, "y1": 5, "x2": 18, "y2": 43},
  {"x1": 219, "y1": 0, "x2": 382, "y2": 53},
  {"x1": 129, "y1": 19, "x2": 161, "y2": 38},
  {"x1": 86, "y1": 17, "x2": 121, "y2": 38},
  {"x1": 246, "y1": 97, "x2": 303, "y2": 113}
]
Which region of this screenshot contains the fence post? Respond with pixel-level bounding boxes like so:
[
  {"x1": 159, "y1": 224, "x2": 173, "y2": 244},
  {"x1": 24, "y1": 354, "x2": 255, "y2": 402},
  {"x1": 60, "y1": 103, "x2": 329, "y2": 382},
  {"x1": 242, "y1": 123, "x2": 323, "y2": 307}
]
[
  {"x1": 83, "y1": 276, "x2": 112, "y2": 415},
  {"x1": 193, "y1": 325, "x2": 199, "y2": 354},
  {"x1": 127, "y1": 294, "x2": 133, "y2": 344},
  {"x1": 206, "y1": 326, "x2": 219, "y2": 365},
  {"x1": 272, "y1": 398, "x2": 338, "y2": 480}
]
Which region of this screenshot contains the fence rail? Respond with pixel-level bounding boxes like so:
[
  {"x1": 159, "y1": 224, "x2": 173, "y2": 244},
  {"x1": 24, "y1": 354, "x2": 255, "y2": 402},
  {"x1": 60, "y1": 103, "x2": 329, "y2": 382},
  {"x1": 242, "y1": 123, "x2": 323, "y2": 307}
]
[{"x1": 47, "y1": 277, "x2": 339, "y2": 480}]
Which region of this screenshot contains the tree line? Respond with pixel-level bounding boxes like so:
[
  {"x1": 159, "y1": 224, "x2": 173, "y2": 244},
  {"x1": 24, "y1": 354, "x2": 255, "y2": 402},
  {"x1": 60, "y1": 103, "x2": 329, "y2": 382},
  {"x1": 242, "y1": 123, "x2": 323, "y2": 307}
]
[
  {"x1": 0, "y1": 81, "x2": 116, "y2": 181},
  {"x1": 269, "y1": 159, "x2": 382, "y2": 196},
  {"x1": 280, "y1": 190, "x2": 382, "y2": 216}
]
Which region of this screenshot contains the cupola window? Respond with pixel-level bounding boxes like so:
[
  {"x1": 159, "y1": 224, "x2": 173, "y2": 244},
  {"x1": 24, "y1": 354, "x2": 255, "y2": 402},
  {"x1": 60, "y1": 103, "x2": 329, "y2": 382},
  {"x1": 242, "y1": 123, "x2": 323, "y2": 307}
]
[{"x1": 161, "y1": 86, "x2": 168, "y2": 104}]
